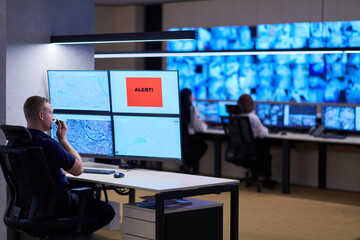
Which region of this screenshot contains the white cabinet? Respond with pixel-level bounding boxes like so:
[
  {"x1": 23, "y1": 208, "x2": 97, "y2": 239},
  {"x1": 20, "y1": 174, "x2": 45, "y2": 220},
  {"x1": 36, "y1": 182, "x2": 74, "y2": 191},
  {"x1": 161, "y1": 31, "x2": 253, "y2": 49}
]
[{"x1": 122, "y1": 198, "x2": 223, "y2": 240}]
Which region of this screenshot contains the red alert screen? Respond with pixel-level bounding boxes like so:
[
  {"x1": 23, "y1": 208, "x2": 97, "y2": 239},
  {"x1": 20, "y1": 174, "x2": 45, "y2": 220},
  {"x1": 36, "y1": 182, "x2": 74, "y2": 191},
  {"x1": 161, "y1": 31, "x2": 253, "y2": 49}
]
[{"x1": 126, "y1": 77, "x2": 163, "y2": 107}]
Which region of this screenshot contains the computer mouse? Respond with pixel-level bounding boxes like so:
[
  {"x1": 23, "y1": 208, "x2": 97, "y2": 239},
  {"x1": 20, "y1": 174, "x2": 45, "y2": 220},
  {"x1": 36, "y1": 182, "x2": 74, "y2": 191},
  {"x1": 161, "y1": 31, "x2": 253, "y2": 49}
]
[
  {"x1": 113, "y1": 172, "x2": 125, "y2": 178},
  {"x1": 281, "y1": 131, "x2": 287, "y2": 135}
]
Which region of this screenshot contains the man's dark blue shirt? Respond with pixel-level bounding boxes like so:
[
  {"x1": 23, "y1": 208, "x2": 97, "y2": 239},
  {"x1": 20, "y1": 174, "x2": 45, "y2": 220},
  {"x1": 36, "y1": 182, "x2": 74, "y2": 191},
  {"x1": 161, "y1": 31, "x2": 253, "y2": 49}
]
[{"x1": 25, "y1": 129, "x2": 76, "y2": 194}]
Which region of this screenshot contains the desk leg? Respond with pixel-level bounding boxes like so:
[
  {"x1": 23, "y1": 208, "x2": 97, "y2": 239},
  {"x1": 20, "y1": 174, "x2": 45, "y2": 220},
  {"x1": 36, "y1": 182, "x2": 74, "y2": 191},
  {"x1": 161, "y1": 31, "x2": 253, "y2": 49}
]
[
  {"x1": 129, "y1": 189, "x2": 135, "y2": 203},
  {"x1": 230, "y1": 186, "x2": 239, "y2": 240},
  {"x1": 155, "y1": 193, "x2": 165, "y2": 240},
  {"x1": 318, "y1": 143, "x2": 327, "y2": 189},
  {"x1": 282, "y1": 140, "x2": 290, "y2": 194},
  {"x1": 214, "y1": 135, "x2": 222, "y2": 177}
]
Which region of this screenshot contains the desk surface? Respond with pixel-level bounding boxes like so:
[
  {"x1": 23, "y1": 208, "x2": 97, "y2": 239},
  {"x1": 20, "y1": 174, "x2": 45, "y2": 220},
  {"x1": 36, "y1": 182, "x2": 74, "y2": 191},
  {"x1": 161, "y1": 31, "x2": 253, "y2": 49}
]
[
  {"x1": 203, "y1": 128, "x2": 360, "y2": 145},
  {"x1": 67, "y1": 167, "x2": 239, "y2": 193}
]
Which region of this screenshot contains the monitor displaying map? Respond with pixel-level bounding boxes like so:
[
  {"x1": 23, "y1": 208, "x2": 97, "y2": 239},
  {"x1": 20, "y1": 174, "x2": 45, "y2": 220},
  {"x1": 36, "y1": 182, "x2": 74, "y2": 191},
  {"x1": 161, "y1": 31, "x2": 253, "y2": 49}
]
[
  {"x1": 48, "y1": 70, "x2": 110, "y2": 111},
  {"x1": 51, "y1": 114, "x2": 113, "y2": 157},
  {"x1": 113, "y1": 115, "x2": 181, "y2": 161},
  {"x1": 110, "y1": 70, "x2": 180, "y2": 115}
]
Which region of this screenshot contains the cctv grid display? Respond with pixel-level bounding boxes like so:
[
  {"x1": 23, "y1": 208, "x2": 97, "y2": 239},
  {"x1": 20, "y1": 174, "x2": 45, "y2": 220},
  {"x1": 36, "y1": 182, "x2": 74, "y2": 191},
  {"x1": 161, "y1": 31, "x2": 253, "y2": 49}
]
[
  {"x1": 167, "y1": 20, "x2": 360, "y2": 104},
  {"x1": 48, "y1": 70, "x2": 181, "y2": 162}
]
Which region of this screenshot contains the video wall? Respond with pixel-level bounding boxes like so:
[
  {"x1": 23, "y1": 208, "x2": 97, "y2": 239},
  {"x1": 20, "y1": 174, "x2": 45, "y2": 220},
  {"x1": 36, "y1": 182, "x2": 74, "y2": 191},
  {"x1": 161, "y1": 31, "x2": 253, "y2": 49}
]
[
  {"x1": 167, "y1": 21, "x2": 360, "y2": 104},
  {"x1": 48, "y1": 70, "x2": 181, "y2": 162}
]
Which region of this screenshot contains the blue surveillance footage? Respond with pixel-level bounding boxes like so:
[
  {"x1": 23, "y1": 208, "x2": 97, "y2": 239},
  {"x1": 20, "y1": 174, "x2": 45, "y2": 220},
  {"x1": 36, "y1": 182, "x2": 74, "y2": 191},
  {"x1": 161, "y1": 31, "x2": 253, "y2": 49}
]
[
  {"x1": 48, "y1": 70, "x2": 110, "y2": 111},
  {"x1": 321, "y1": 106, "x2": 355, "y2": 131},
  {"x1": 255, "y1": 103, "x2": 284, "y2": 127},
  {"x1": 167, "y1": 21, "x2": 360, "y2": 104},
  {"x1": 51, "y1": 114, "x2": 113, "y2": 156}
]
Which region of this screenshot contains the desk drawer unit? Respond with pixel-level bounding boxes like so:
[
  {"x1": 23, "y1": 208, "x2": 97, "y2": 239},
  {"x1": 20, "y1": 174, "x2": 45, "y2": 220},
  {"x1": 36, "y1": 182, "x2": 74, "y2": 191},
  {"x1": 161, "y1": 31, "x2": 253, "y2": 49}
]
[{"x1": 122, "y1": 198, "x2": 223, "y2": 240}]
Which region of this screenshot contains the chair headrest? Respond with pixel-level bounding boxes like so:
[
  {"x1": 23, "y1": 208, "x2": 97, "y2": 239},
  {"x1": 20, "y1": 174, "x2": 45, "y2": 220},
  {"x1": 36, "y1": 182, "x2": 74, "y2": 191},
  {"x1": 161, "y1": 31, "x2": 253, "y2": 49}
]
[
  {"x1": 226, "y1": 105, "x2": 243, "y2": 115},
  {"x1": 0, "y1": 125, "x2": 32, "y2": 146}
]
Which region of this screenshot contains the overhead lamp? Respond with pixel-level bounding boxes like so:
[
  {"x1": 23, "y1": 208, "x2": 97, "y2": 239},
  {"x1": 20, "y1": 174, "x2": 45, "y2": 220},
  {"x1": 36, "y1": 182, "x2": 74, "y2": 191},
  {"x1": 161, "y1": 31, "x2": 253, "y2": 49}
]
[
  {"x1": 51, "y1": 30, "x2": 196, "y2": 45},
  {"x1": 94, "y1": 48, "x2": 356, "y2": 59}
]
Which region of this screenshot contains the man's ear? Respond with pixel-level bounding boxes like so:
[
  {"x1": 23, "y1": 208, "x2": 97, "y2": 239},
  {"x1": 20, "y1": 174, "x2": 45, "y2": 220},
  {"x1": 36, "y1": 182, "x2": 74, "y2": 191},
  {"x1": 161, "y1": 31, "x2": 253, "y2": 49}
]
[{"x1": 38, "y1": 111, "x2": 44, "y2": 121}]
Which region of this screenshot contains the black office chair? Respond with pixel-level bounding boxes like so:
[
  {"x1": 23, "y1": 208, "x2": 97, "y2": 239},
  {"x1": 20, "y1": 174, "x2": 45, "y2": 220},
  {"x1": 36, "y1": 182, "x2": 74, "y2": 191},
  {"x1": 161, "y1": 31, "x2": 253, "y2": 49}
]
[
  {"x1": 0, "y1": 125, "x2": 95, "y2": 240},
  {"x1": 221, "y1": 115, "x2": 262, "y2": 192}
]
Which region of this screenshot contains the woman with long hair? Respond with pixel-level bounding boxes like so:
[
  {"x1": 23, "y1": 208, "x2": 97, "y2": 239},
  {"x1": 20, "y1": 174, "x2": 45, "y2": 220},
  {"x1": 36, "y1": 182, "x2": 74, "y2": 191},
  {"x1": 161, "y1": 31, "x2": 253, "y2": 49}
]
[{"x1": 180, "y1": 88, "x2": 208, "y2": 173}]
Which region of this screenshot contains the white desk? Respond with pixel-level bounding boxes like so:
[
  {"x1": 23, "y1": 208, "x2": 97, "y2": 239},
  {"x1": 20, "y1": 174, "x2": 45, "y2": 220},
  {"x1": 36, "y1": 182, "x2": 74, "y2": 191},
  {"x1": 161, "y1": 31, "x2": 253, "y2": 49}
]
[
  {"x1": 203, "y1": 128, "x2": 360, "y2": 193},
  {"x1": 67, "y1": 167, "x2": 239, "y2": 240}
]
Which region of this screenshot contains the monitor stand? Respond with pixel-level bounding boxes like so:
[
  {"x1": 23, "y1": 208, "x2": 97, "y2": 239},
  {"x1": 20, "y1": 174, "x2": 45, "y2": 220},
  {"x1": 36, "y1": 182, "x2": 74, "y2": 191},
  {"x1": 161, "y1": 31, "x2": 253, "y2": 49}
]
[{"x1": 119, "y1": 160, "x2": 137, "y2": 169}]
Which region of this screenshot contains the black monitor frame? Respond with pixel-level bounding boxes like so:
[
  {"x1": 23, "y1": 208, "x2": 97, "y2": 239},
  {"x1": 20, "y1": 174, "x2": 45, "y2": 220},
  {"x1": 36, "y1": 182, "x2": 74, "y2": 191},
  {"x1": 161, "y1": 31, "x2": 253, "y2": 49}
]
[
  {"x1": 321, "y1": 105, "x2": 355, "y2": 133},
  {"x1": 48, "y1": 70, "x2": 182, "y2": 163},
  {"x1": 283, "y1": 103, "x2": 318, "y2": 132}
]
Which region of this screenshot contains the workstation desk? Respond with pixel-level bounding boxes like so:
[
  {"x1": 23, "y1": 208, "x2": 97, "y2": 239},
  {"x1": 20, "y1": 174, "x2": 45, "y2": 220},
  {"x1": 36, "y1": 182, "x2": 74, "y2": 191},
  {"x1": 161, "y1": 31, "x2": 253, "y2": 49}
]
[
  {"x1": 67, "y1": 166, "x2": 239, "y2": 240},
  {"x1": 203, "y1": 128, "x2": 360, "y2": 194}
]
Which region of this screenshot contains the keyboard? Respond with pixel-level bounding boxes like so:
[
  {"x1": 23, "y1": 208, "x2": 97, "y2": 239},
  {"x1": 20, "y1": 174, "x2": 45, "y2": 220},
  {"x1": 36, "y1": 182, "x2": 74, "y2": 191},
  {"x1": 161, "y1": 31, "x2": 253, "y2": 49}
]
[
  {"x1": 83, "y1": 168, "x2": 116, "y2": 174},
  {"x1": 321, "y1": 134, "x2": 347, "y2": 139}
]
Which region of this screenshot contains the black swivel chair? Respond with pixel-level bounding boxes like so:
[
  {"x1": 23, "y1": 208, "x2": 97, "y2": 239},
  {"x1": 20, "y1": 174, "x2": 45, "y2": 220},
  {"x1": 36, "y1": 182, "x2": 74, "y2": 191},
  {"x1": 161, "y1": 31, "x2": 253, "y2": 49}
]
[
  {"x1": 221, "y1": 107, "x2": 262, "y2": 192},
  {"x1": 0, "y1": 125, "x2": 95, "y2": 240}
]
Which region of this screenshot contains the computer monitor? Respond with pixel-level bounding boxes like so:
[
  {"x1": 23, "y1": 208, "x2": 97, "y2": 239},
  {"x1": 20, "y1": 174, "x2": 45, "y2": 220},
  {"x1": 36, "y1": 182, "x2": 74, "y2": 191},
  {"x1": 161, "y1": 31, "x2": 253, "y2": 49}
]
[
  {"x1": 195, "y1": 100, "x2": 219, "y2": 123},
  {"x1": 109, "y1": 70, "x2": 180, "y2": 115},
  {"x1": 356, "y1": 106, "x2": 360, "y2": 132},
  {"x1": 113, "y1": 115, "x2": 181, "y2": 162},
  {"x1": 218, "y1": 101, "x2": 237, "y2": 117},
  {"x1": 50, "y1": 113, "x2": 114, "y2": 157},
  {"x1": 48, "y1": 70, "x2": 110, "y2": 112},
  {"x1": 321, "y1": 105, "x2": 355, "y2": 132},
  {"x1": 283, "y1": 104, "x2": 317, "y2": 129},
  {"x1": 255, "y1": 103, "x2": 284, "y2": 127}
]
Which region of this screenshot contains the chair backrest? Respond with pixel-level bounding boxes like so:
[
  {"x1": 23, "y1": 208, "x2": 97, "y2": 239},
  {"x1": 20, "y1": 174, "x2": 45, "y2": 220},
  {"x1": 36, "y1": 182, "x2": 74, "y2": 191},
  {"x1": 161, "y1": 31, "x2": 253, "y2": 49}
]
[
  {"x1": 0, "y1": 125, "x2": 57, "y2": 235},
  {"x1": 221, "y1": 115, "x2": 257, "y2": 167}
]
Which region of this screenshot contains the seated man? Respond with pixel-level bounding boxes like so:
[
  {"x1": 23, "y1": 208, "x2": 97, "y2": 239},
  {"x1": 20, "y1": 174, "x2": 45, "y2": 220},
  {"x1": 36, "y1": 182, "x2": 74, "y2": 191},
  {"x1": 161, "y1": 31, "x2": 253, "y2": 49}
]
[{"x1": 21, "y1": 95, "x2": 115, "y2": 233}]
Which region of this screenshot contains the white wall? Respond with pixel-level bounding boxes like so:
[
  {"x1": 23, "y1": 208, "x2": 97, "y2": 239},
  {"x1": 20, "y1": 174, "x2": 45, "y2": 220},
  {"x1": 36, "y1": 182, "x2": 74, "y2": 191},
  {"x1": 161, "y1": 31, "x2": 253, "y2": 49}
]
[
  {"x1": 1, "y1": 0, "x2": 95, "y2": 238},
  {"x1": 161, "y1": 0, "x2": 360, "y2": 192}
]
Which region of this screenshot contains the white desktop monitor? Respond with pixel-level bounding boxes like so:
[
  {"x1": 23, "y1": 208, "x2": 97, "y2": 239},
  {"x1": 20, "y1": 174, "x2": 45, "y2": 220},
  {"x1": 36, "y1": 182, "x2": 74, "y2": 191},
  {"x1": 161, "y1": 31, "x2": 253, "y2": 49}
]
[
  {"x1": 113, "y1": 115, "x2": 182, "y2": 162},
  {"x1": 48, "y1": 70, "x2": 110, "y2": 112},
  {"x1": 50, "y1": 113, "x2": 114, "y2": 157},
  {"x1": 110, "y1": 70, "x2": 180, "y2": 115}
]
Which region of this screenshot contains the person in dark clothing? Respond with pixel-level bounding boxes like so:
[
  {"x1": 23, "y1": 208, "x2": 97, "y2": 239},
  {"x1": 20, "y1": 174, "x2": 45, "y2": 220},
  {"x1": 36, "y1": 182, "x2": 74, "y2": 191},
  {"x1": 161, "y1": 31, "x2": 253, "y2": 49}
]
[
  {"x1": 180, "y1": 89, "x2": 208, "y2": 174},
  {"x1": 22, "y1": 96, "x2": 115, "y2": 233}
]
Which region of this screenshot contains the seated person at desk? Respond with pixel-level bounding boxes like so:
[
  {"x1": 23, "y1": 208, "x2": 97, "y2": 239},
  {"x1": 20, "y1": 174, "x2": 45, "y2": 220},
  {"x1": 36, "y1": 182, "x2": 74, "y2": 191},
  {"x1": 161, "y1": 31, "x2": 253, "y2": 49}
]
[
  {"x1": 180, "y1": 89, "x2": 208, "y2": 174},
  {"x1": 237, "y1": 94, "x2": 277, "y2": 188},
  {"x1": 21, "y1": 96, "x2": 115, "y2": 233}
]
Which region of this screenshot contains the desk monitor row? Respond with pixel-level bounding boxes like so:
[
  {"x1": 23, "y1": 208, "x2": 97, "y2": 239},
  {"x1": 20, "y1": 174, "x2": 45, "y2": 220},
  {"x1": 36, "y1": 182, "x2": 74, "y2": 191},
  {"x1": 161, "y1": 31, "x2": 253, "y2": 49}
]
[
  {"x1": 196, "y1": 101, "x2": 317, "y2": 130},
  {"x1": 255, "y1": 103, "x2": 360, "y2": 133}
]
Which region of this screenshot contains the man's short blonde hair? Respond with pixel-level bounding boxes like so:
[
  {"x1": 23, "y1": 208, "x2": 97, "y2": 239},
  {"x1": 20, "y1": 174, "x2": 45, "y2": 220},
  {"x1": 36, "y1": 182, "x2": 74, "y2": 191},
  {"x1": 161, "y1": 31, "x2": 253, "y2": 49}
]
[{"x1": 23, "y1": 96, "x2": 50, "y2": 123}]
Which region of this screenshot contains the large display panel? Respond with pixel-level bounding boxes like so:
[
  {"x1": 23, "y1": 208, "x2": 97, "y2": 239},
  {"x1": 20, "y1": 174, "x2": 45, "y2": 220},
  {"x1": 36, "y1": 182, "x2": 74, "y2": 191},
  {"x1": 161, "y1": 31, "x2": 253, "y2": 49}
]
[
  {"x1": 48, "y1": 70, "x2": 110, "y2": 111},
  {"x1": 167, "y1": 21, "x2": 360, "y2": 104},
  {"x1": 321, "y1": 105, "x2": 355, "y2": 132},
  {"x1": 50, "y1": 114, "x2": 114, "y2": 157},
  {"x1": 283, "y1": 104, "x2": 317, "y2": 129},
  {"x1": 110, "y1": 70, "x2": 180, "y2": 115},
  {"x1": 113, "y1": 115, "x2": 181, "y2": 161},
  {"x1": 255, "y1": 103, "x2": 284, "y2": 127}
]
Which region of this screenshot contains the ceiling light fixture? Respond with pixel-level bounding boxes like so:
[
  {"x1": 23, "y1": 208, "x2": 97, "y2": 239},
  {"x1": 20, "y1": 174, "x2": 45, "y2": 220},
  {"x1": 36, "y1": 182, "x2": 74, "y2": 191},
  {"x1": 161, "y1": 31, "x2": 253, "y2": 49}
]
[{"x1": 51, "y1": 30, "x2": 196, "y2": 44}]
